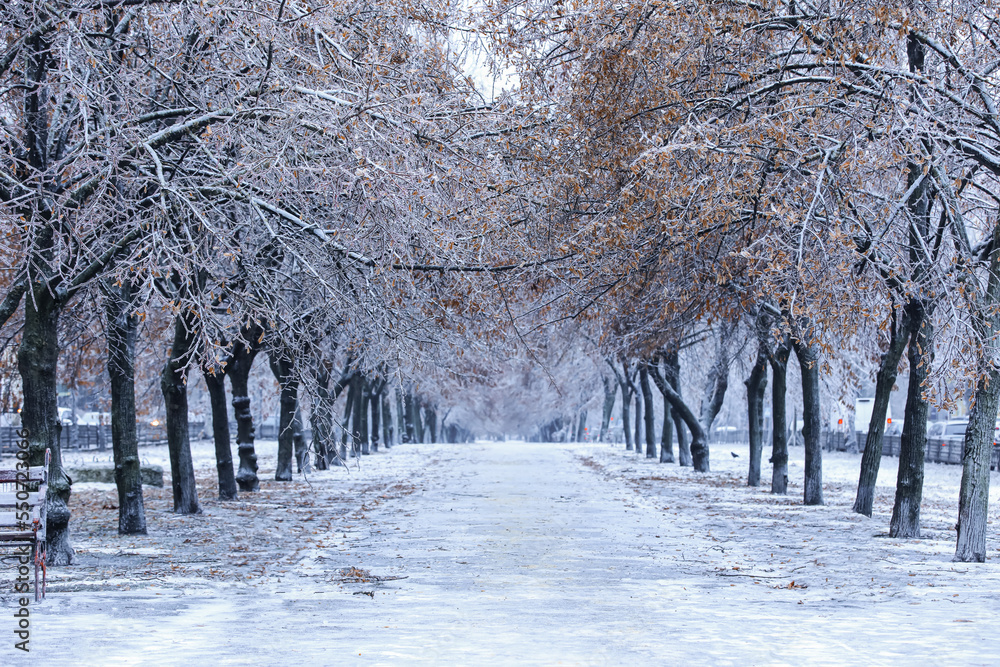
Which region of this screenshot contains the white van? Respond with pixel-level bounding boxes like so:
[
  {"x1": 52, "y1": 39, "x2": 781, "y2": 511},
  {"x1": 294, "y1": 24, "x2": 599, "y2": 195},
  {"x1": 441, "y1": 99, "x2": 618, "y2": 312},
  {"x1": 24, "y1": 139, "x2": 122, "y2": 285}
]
[{"x1": 855, "y1": 398, "x2": 892, "y2": 433}]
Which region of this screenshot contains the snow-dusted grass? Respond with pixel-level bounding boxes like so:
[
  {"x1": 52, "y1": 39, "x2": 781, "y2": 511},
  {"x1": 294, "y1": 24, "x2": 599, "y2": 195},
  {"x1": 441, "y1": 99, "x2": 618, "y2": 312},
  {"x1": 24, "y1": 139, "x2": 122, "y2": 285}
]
[{"x1": 3, "y1": 439, "x2": 1000, "y2": 665}]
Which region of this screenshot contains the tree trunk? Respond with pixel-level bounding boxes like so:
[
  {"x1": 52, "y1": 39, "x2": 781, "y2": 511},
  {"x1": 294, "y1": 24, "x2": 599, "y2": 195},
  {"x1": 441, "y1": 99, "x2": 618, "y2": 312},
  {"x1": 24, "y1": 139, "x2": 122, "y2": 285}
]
[
  {"x1": 665, "y1": 350, "x2": 692, "y2": 466},
  {"x1": 359, "y1": 375, "x2": 371, "y2": 455},
  {"x1": 396, "y1": 386, "x2": 406, "y2": 444},
  {"x1": 620, "y1": 384, "x2": 633, "y2": 450},
  {"x1": 769, "y1": 341, "x2": 790, "y2": 495},
  {"x1": 268, "y1": 349, "x2": 298, "y2": 480},
  {"x1": 414, "y1": 400, "x2": 426, "y2": 443},
  {"x1": 229, "y1": 328, "x2": 262, "y2": 492},
  {"x1": 425, "y1": 405, "x2": 438, "y2": 444},
  {"x1": 600, "y1": 374, "x2": 617, "y2": 442},
  {"x1": 745, "y1": 348, "x2": 768, "y2": 487},
  {"x1": 955, "y1": 218, "x2": 1000, "y2": 562},
  {"x1": 340, "y1": 377, "x2": 356, "y2": 461},
  {"x1": 203, "y1": 369, "x2": 237, "y2": 501},
  {"x1": 689, "y1": 328, "x2": 732, "y2": 472},
  {"x1": 350, "y1": 373, "x2": 365, "y2": 456},
  {"x1": 653, "y1": 376, "x2": 710, "y2": 472},
  {"x1": 793, "y1": 334, "x2": 824, "y2": 506},
  {"x1": 649, "y1": 345, "x2": 722, "y2": 473},
  {"x1": 311, "y1": 366, "x2": 333, "y2": 470},
  {"x1": 382, "y1": 394, "x2": 393, "y2": 447},
  {"x1": 639, "y1": 364, "x2": 656, "y2": 458},
  {"x1": 103, "y1": 281, "x2": 148, "y2": 534},
  {"x1": 576, "y1": 409, "x2": 588, "y2": 441},
  {"x1": 633, "y1": 389, "x2": 643, "y2": 455},
  {"x1": 20, "y1": 290, "x2": 75, "y2": 565},
  {"x1": 370, "y1": 384, "x2": 382, "y2": 452},
  {"x1": 160, "y1": 312, "x2": 200, "y2": 514},
  {"x1": 403, "y1": 390, "x2": 416, "y2": 443},
  {"x1": 890, "y1": 302, "x2": 933, "y2": 537},
  {"x1": 293, "y1": 407, "x2": 308, "y2": 473},
  {"x1": 955, "y1": 368, "x2": 1000, "y2": 562},
  {"x1": 853, "y1": 310, "x2": 910, "y2": 516},
  {"x1": 659, "y1": 391, "x2": 674, "y2": 463}
]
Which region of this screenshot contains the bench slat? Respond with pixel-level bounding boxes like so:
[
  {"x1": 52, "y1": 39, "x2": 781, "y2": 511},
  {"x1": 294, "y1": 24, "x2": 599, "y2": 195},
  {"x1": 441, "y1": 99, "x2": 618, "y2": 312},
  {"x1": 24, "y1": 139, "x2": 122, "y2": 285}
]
[
  {"x1": 0, "y1": 531, "x2": 37, "y2": 542},
  {"x1": 0, "y1": 509, "x2": 40, "y2": 525},
  {"x1": 0, "y1": 470, "x2": 46, "y2": 484},
  {"x1": 0, "y1": 450, "x2": 49, "y2": 603},
  {"x1": 0, "y1": 492, "x2": 45, "y2": 507}
]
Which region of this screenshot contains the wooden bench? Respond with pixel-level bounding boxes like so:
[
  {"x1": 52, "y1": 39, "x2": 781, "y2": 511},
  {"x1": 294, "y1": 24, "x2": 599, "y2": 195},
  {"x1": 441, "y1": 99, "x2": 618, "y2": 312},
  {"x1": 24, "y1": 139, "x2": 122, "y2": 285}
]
[{"x1": 0, "y1": 449, "x2": 48, "y2": 602}]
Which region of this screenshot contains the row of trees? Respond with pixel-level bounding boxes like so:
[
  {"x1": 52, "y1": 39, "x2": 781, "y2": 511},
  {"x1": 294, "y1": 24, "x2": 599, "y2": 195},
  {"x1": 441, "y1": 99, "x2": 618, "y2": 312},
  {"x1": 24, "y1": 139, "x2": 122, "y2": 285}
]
[
  {"x1": 0, "y1": 0, "x2": 534, "y2": 564},
  {"x1": 5, "y1": 0, "x2": 1000, "y2": 566},
  {"x1": 477, "y1": 0, "x2": 1000, "y2": 562}
]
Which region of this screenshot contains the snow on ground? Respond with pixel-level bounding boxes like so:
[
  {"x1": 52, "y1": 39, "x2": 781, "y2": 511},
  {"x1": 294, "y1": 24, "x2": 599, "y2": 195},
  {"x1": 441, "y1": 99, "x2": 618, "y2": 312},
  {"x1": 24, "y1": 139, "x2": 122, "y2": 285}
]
[{"x1": 3, "y1": 438, "x2": 1000, "y2": 665}]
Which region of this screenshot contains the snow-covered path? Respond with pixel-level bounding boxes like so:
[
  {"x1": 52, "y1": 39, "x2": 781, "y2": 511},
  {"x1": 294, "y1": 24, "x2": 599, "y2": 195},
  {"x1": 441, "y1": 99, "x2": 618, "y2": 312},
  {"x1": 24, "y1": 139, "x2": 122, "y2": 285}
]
[{"x1": 18, "y1": 441, "x2": 1000, "y2": 665}]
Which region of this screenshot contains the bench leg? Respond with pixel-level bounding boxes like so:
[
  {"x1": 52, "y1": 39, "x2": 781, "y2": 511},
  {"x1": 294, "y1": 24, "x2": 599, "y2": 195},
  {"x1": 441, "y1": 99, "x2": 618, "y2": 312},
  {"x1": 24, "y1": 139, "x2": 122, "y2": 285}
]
[
  {"x1": 33, "y1": 542, "x2": 39, "y2": 603},
  {"x1": 33, "y1": 542, "x2": 46, "y2": 602}
]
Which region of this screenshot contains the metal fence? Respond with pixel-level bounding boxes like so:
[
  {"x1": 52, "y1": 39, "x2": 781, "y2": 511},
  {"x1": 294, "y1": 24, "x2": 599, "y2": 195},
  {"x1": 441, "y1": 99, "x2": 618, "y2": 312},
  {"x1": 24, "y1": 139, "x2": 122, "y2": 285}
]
[
  {"x1": 879, "y1": 433, "x2": 1000, "y2": 469},
  {"x1": 1, "y1": 421, "x2": 207, "y2": 454}
]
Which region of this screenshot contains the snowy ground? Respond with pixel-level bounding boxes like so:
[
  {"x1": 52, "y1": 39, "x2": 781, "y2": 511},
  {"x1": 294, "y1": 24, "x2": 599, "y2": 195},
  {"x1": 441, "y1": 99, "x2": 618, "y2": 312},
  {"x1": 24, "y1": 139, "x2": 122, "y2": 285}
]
[{"x1": 4, "y1": 438, "x2": 1000, "y2": 665}]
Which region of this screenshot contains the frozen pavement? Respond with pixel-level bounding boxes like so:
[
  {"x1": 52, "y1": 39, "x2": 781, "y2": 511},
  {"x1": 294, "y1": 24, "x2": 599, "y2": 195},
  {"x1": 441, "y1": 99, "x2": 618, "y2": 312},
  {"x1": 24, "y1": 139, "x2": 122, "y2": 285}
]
[{"x1": 8, "y1": 440, "x2": 1000, "y2": 665}]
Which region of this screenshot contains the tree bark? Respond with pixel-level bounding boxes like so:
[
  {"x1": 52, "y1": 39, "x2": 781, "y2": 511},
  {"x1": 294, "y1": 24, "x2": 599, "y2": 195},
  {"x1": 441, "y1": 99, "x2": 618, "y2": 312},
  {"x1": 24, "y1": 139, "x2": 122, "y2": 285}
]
[
  {"x1": 160, "y1": 311, "x2": 200, "y2": 514},
  {"x1": 311, "y1": 365, "x2": 333, "y2": 470},
  {"x1": 769, "y1": 340, "x2": 790, "y2": 495},
  {"x1": 653, "y1": 378, "x2": 710, "y2": 472},
  {"x1": 370, "y1": 383, "x2": 382, "y2": 452},
  {"x1": 403, "y1": 390, "x2": 416, "y2": 443},
  {"x1": 382, "y1": 394, "x2": 394, "y2": 447},
  {"x1": 358, "y1": 375, "x2": 371, "y2": 455},
  {"x1": 269, "y1": 348, "x2": 298, "y2": 480},
  {"x1": 103, "y1": 280, "x2": 148, "y2": 533},
  {"x1": 690, "y1": 328, "x2": 732, "y2": 472},
  {"x1": 659, "y1": 389, "x2": 674, "y2": 463},
  {"x1": 620, "y1": 384, "x2": 633, "y2": 450},
  {"x1": 955, "y1": 367, "x2": 1000, "y2": 562},
  {"x1": 793, "y1": 333, "x2": 824, "y2": 506},
  {"x1": 340, "y1": 376, "x2": 356, "y2": 460},
  {"x1": 19, "y1": 286, "x2": 75, "y2": 565},
  {"x1": 414, "y1": 399, "x2": 426, "y2": 443},
  {"x1": 890, "y1": 302, "x2": 933, "y2": 537},
  {"x1": 955, "y1": 220, "x2": 1000, "y2": 562},
  {"x1": 649, "y1": 341, "x2": 726, "y2": 474},
  {"x1": 229, "y1": 327, "x2": 262, "y2": 492},
  {"x1": 665, "y1": 350, "x2": 692, "y2": 466},
  {"x1": 639, "y1": 363, "x2": 656, "y2": 458},
  {"x1": 853, "y1": 309, "x2": 910, "y2": 516},
  {"x1": 600, "y1": 373, "x2": 617, "y2": 442},
  {"x1": 293, "y1": 407, "x2": 308, "y2": 473},
  {"x1": 745, "y1": 347, "x2": 768, "y2": 487},
  {"x1": 427, "y1": 405, "x2": 438, "y2": 443},
  {"x1": 203, "y1": 368, "x2": 237, "y2": 501},
  {"x1": 633, "y1": 386, "x2": 643, "y2": 455},
  {"x1": 396, "y1": 386, "x2": 406, "y2": 444},
  {"x1": 349, "y1": 372, "x2": 364, "y2": 455}
]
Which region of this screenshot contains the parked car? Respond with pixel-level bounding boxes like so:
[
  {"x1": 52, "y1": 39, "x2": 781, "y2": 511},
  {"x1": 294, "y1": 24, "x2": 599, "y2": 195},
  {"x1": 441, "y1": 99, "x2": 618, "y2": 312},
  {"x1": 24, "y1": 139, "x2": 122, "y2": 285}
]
[
  {"x1": 926, "y1": 420, "x2": 947, "y2": 439},
  {"x1": 927, "y1": 419, "x2": 968, "y2": 464},
  {"x1": 942, "y1": 420, "x2": 969, "y2": 438},
  {"x1": 57, "y1": 407, "x2": 75, "y2": 425}
]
